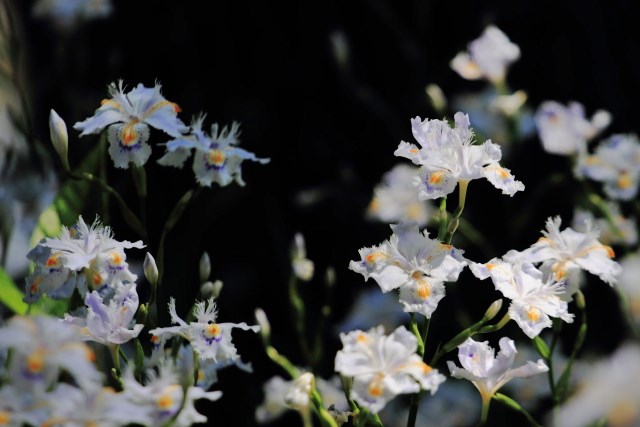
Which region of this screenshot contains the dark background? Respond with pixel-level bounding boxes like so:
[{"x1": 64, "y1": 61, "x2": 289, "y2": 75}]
[{"x1": 9, "y1": 0, "x2": 640, "y2": 425}]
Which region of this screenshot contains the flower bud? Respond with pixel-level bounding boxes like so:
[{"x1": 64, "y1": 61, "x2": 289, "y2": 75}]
[
  {"x1": 284, "y1": 372, "x2": 315, "y2": 411},
  {"x1": 201, "y1": 280, "x2": 223, "y2": 299},
  {"x1": 254, "y1": 307, "x2": 271, "y2": 345},
  {"x1": 49, "y1": 109, "x2": 70, "y2": 171},
  {"x1": 483, "y1": 299, "x2": 503, "y2": 322},
  {"x1": 199, "y1": 252, "x2": 211, "y2": 283},
  {"x1": 143, "y1": 252, "x2": 158, "y2": 287},
  {"x1": 425, "y1": 84, "x2": 447, "y2": 115},
  {"x1": 136, "y1": 303, "x2": 148, "y2": 324}
]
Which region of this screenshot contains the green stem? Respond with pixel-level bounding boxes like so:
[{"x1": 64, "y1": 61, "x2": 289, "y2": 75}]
[
  {"x1": 98, "y1": 134, "x2": 110, "y2": 224},
  {"x1": 155, "y1": 187, "x2": 202, "y2": 292},
  {"x1": 289, "y1": 274, "x2": 313, "y2": 366},
  {"x1": 67, "y1": 170, "x2": 147, "y2": 240},
  {"x1": 437, "y1": 197, "x2": 448, "y2": 241},
  {"x1": 409, "y1": 314, "x2": 425, "y2": 357}
]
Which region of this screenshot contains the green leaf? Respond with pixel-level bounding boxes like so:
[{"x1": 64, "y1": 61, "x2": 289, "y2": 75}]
[{"x1": 0, "y1": 266, "x2": 37, "y2": 314}]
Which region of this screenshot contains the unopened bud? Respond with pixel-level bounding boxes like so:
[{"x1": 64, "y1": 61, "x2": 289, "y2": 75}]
[
  {"x1": 325, "y1": 267, "x2": 336, "y2": 288},
  {"x1": 49, "y1": 109, "x2": 69, "y2": 171},
  {"x1": 143, "y1": 253, "x2": 158, "y2": 287},
  {"x1": 201, "y1": 280, "x2": 223, "y2": 299},
  {"x1": 483, "y1": 299, "x2": 503, "y2": 321},
  {"x1": 199, "y1": 252, "x2": 211, "y2": 283},
  {"x1": 576, "y1": 290, "x2": 586, "y2": 311},
  {"x1": 284, "y1": 372, "x2": 315, "y2": 411},
  {"x1": 254, "y1": 307, "x2": 271, "y2": 344},
  {"x1": 425, "y1": 84, "x2": 447, "y2": 115},
  {"x1": 136, "y1": 303, "x2": 148, "y2": 324}
]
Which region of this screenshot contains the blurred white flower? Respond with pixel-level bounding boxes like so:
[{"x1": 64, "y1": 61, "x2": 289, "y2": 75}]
[
  {"x1": 123, "y1": 364, "x2": 221, "y2": 427},
  {"x1": 284, "y1": 372, "x2": 314, "y2": 412},
  {"x1": 256, "y1": 374, "x2": 348, "y2": 424},
  {"x1": 74, "y1": 80, "x2": 187, "y2": 169},
  {"x1": 367, "y1": 164, "x2": 433, "y2": 227},
  {"x1": 0, "y1": 315, "x2": 101, "y2": 393},
  {"x1": 350, "y1": 222, "x2": 466, "y2": 318},
  {"x1": 452, "y1": 88, "x2": 536, "y2": 148},
  {"x1": 0, "y1": 385, "x2": 50, "y2": 426},
  {"x1": 44, "y1": 383, "x2": 151, "y2": 427},
  {"x1": 447, "y1": 337, "x2": 547, "y2": 411},
  {"x1": 149, "y1": 297, "x2": 259, "y2": 364},
  {"x1": 158, "y1": 114, "x2": 269, "y2": 187},
  {"x1": 335, "y1": 325, "x2": 445, "y2": 413},
  {"x1": 556, "y1": 343, "x2": 640, "y2": 427},
  {"x1": 471, "y1": 254, "x2": 574, "y2": 338},
  {"x1": 617, "y1": 252, "x2": 640, "y2": 326},
  {"x1": 337, "y1": 288, "x2": 408, "y2": 333},
  {"x1": 450, "y1": 26, "x2": 520, "y2": 84},
  {"x1": 572, "y1": 205, "x2": 637, "y2": 247},
  {"x1": 395, "y1": 112, "x2": 524, "y2": 200},
  {"x1": 576, "y1": 134, "x2": 640, "y2": 201},
  {"x1": 535, "y1": 100, "x2": 610, "y2": 156},
  {"x1": 32, "y1": 0, "x2": 112, "y2": 29}
]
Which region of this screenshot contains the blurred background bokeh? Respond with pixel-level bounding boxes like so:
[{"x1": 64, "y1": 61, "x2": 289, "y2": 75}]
[{"x1": 2, "y1": 0, "x2": 640, "y2": 425}]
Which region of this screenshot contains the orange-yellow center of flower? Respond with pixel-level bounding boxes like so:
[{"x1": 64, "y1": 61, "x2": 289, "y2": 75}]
[
  {"x1": 429, "y1": 171, "x2": 446, "y2": 184},
  {"x1": 365, "y1": 252, "x2": 387, "y2": 265},
  {"x1": 526, "y1": 307, "x2": 541, "y2": 322},
  {"x1": 156, "y1": 385, "x2": 181, "y2": 410},
  {"x1": 122, "y1": 124, "x2": 138, "y2": 146},
  {"x1": 408, "y1": 148, "x2": 419, "y2": 154},
  {"x1": 205, "y1": 324, "x2": 222, "y2": 339},
  {"x1": 0, "y1": 411, "x2": 10, "y2": 425},
  {"x1": 368, "y1": 380, "x2": 383, "y2": 397},
  {"x1": 607, "y1": 398, "x2": 638, "y2": 427},
  {"x1": 618, "y1": 172, "x2": 633, "y2": 189},
  {"x1": 356, "y1": 333, "x2": 369, "y2": 343},
  {"x1": 45, "y1": 253, "x2": 62, "y2": 268},
  {"x1": 151, "y1": 335, "x2": 160, "y2": 344},
  {"x1": 110, "y1": 251, "x2": 124, "y2": 266},
  {"x1": 29, "y1": 276, "x2": 43, "y2": 294},
  {"x1": 26, "y1": 351, "x2": 45, "y2": 374},
  {"x1": 208, "y1": 150, "x2": 226, "y2": 166},
  {"x1": 157, "y1": 394, "x2": 174, "y2": 410}
]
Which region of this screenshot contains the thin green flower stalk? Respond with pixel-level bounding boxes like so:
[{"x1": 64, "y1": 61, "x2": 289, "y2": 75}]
[
  {"x1": 131, "y1": 163, "x2": 148, "y2": 229},
  {"x1": 429, "y1": 299, "x2": 505, "y2": 367},
  {"x1": 67, "y1": 169, "x2": 147, "y2": 239},
  {"x1": 288, "y1": 273, "x2": 314, "y2": 367}
]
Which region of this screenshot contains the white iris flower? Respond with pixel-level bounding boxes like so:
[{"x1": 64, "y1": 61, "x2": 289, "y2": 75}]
[
  {"x1": 335, "y1": 325, "x2": 445, "y2": 413},
  {"x1": 395, "y1": 112, "x2": 524, "y2": 200},
  {"x1": 158, "y1": 114, "x2": 270, "y2": 187},
  {"x1": 74, "y1": 80, "x2": 188, "y2": 168},
  {"x1": 447, "y1": 337, "x2": 547, "y2": 412},
  {"x1": 526, "y1": 216, "x2": 621, "y2": 286},
  {"x1": 149, "y1": 297, "x2": 259, "y2": 364},
  {"x1": 471, "y1": 254, "x2": 574, "y2": 338},
  {"x1": 350, "y1": 222, "x2": 467, "y2": 318}
]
